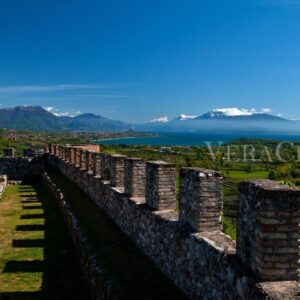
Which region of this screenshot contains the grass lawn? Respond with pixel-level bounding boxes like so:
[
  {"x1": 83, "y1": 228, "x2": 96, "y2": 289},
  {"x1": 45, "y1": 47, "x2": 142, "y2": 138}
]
[
  {"x1": 222, "y1": 216, "x2": 237, "y2": 240},
  {"x1": 221, "y1": 170, "x2": 269, "y2": 240},
  {"x1": 222, "y1": 170, "x2": 269, "y2": 180},
  {"x1": 0, "y1": 184, "x2": 89, "y2": 300}
]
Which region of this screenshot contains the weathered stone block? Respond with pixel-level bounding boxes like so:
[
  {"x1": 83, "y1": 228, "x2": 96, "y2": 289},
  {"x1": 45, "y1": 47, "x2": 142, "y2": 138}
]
[
  {"x1": 49, "y1": 144, "x2": 54, "y2": 154},
  {"x1": 92, "y1": 152, "x2": 101, "y2": 176},
  {"x1": 61, "y1": 146, "x2": 66, "y2": 160},
  {"x1": 145, "y1": 161, "x2": 176, "y2": 210},
  {"x1": 237, "y1": 180, "x2": 300, "y2": 281},
  {"x1": 80, "y1": 150, "x2": 87, "y2": 170},
  {"x1": 110, "y1": 154, "x2": 126, "y2": 187},
  {"x1": 86, "y1": 151, "x2": 94, "y2": 174},
  {"x1": 65, "y1": 146, "x2": 71, "y2": 163},
  {"x1": 53, "y1": 145, "x2": 59, "y2": 157},
  {"x1": 100, "y1": 153, "x2": 111, "y2": 180},
  {"x1": 74, "y1": 148, "x2": 81, "y2": 166},
  {"x1": 69, "y1": 147, "x2": 75, "y2": 164},
  {"x1": 124, "y1": 157, "x2": 146, "y2": 197},
  {"x1": 58, "y1": 146, "x2": 63, "y2": 158},
  {"x1": 179, "y1": 168, "x2": 223, "y2": 232}
]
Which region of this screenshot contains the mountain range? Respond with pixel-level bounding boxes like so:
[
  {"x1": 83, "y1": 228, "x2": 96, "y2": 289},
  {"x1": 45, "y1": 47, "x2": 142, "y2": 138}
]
[
  {"x1": 0, "y1": 106, "x2": 131, "y2": 132},
  {"x1": 0, "y1": 105, "x2": 299, "y2": 134}
]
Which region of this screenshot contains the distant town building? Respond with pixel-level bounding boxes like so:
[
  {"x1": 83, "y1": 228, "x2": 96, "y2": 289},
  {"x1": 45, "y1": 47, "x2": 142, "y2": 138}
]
[
  {"x1": 23, "y1": 149, "x2": 45, "y2": 157},
  {"x1": 3, "y1": 148, "x2": 16, "y2": 158},
  {"x1": 159, "y1": 147, "x2": 172, "y2": 153}
]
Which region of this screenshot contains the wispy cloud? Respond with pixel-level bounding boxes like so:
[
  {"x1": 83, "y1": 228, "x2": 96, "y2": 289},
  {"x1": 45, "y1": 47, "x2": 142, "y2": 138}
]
[
  {"x1": 211, "y1": 107, "x2": 273, "y2": 116},
  {"x1": 177, "y1": 114, "x2": 197, "y2": 120},
  {"x1": 43, "y1": 106, "x2": 81, "y2": 117},
  {"x1": 261, "y1": 108, "x2": 272, "y2": 113},
  {"x1": 0, "y1": 83, "x2": 124, "y2": 94},
  {"x1": 45, "y1": 106, "x2": 55, "y2": 112},
  {"x1": 53, "y1": 111, "x2": 81, "y2": 117},
  {"x1": 70, "y1": 94, "x2": 139, "y2": 98},
  {"x1": 150, "y1": 116, "x2": 169, "y2": 123},
  {"x1": 148, "y1": 76, "x2": 202, "y2": 81},
  {"x1": 211, "y1": 108, "x2": 255, "y2": 116}
]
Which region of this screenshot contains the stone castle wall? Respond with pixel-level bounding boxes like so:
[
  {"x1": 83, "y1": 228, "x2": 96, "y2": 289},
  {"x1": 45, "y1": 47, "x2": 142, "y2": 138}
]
[
  {"x1": 46, "y1": 144, "x2": 299, "y2": 299},
  {"x1": 0, "y1": 157, "x2": 43, "y2": 182}
]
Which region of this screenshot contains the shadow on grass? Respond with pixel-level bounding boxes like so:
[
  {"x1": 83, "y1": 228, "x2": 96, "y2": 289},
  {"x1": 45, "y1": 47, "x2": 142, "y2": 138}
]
[
  {"x1": 22, "y1": 205, "x2": 43, "y2": 210},
  {"x1": 20, "y1": 200, "x2": 42, "y2": 204},
  {"x1": 0, "y1": 183, "x2": 90, "y2": 300},
  {"x1": 16, "y1": 225, "x2": 45, "y2": 231},
  {"x1": 0, "y1": 291, "x2": 43, "y2": 300},
  {"x1": 12, "y1": 239, "x2": 45, "y2": 248},
  {"x1": 3, "y1": 260, "x2": 44, "y2": 273},
  {"x1": 20, "y1": 214, "x2": 45, "y2": 220}
]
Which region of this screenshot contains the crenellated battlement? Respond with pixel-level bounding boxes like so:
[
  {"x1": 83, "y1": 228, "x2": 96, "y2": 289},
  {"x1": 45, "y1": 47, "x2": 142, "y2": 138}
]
[{"x1": 47, "y1": 144, "x2": 299, "y2": 299}]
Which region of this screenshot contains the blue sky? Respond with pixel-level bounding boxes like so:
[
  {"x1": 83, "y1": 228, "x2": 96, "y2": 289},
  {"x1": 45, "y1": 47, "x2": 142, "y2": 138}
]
[{"x1": 0, "y1": 0, "x2": 300, "y2": 123}]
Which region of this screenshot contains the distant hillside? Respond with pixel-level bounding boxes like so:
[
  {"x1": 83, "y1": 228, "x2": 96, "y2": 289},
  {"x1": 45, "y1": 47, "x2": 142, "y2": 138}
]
[
  {"x1": 137, "y1": 109, "x2": 300, "y2": 134},
  {"x1": 0, "y1": 105, "x2": 299, "y2": 134},
  {"x1": 197, "y1": 110, "x2": 287, "y2": 122},
  {"x1": 0, "y1": 106, "x2": 132, "y2": 132},
  {"x1": 66, "y1": 113, "x2": 132, "y2": 132},
  {"x1": 0, "y1": 106, "x2": 61, "y2": 131}
]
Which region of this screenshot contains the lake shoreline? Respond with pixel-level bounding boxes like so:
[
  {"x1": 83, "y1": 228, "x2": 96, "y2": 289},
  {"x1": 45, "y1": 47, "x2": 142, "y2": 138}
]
[{"x1": 95, "y1": 132, "x2": 300, "y2": 147}]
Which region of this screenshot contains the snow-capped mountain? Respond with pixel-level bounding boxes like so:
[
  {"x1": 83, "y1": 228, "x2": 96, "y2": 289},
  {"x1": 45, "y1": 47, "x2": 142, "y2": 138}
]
[
  {"x1": 138, "y1": 108, "x2": 297, "y2": 134},
  {"x1": 197, "y1": 108, "x2": 286, "y2": 122},
  {"x1": 174, "y1": 114, "x2": 197, "y2": 121},
  {"x1": 200, "y1": 108, "x2": 255, "y2": 118}
]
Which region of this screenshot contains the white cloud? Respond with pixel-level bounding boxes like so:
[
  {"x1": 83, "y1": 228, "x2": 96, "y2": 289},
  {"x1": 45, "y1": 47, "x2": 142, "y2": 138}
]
[
  {"x1": 53, "y1": 110, "x2": 81, "y2": 117},
  {"x1": 43, "y1": 106, "x2": 81, "y2": 117},
  {"x1": 150, "y1": 116, "x2": 169, "y2": 123},
  {"x1": 177, "y1": 114, "x2": 197, "y2": 120},
  {"x1": 261, "y1": 108, "x2": 272, "y2": 113},
  {"x1": 45, "y1": 106, "x2": 54, "y2": 112},
  {"x1": 211, "y1": 107, "x2": 273, "y2": 116},
  {"x1": 0, "y1": 83, "x2": 118, "y2": 94},
  {"x1": 212, "y1": 108, "x2": 255, "y2": 116}
]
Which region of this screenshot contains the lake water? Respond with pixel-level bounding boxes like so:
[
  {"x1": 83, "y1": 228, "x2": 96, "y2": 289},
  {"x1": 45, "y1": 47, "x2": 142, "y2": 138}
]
[{"x1": 97, "y1": 132, "x2": 300, "y2": 146}]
